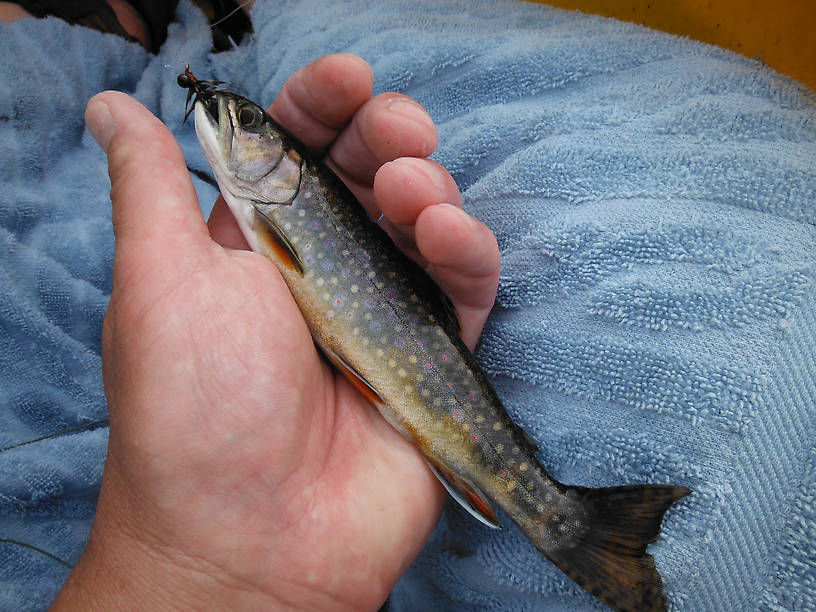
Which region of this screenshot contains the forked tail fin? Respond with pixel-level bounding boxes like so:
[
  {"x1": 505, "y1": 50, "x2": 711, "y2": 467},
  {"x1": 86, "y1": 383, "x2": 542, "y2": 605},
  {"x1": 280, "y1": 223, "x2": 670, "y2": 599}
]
[{"x1": 547, "y1": 484, "x2": 690, "y2": 612}]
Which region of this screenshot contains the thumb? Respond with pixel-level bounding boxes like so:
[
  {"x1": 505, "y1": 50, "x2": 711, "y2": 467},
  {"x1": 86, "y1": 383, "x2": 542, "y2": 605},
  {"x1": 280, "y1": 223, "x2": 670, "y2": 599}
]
[{"x1": 86, "y1": 91, "x2": 210, "y2": 263}]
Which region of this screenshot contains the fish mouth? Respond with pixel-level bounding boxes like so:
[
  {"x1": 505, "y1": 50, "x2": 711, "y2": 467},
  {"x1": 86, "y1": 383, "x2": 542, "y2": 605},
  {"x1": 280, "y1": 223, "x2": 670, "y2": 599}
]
[
  {"x1": 198, "y1": 93, "x2": 221, "y2": 126},
  {"x1": 194, "y1": 93, "x2": 233, "y2": 164}
]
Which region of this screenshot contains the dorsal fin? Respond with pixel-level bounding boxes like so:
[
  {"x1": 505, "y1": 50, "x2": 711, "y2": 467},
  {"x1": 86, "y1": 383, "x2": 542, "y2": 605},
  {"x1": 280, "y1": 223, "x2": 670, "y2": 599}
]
[
  {"x1": 425, "y1": 459, "x2": 501, "y2": 529},
  {"x1": 519, "y1": 427, "x2": 539, "y2": 453},
  {"x1": 438, "y1": 291, "x2": 461, "y2": 336}
]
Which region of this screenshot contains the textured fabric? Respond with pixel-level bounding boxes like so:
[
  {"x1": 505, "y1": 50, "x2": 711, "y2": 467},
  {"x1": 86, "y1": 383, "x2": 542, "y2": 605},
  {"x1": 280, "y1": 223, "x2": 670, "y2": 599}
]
[{"x1": 1, "y1": 1, "x2": 814, "y2": 610}]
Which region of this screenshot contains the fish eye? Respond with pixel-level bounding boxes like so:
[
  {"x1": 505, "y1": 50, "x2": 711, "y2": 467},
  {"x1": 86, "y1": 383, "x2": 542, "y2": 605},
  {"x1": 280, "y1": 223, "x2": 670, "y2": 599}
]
[
  {"x1": 237, "y1": 104, "x2": 264, "y2": 128},
  {"x1": 177, "y1": 73, "x2": 193, "y2": 89}
]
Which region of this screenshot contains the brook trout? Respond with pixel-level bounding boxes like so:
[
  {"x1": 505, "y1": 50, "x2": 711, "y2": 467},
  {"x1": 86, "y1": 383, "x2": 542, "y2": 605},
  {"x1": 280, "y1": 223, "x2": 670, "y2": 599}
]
[{"x1": 179, "y1": 68, "x2": 690, "y2": 612}]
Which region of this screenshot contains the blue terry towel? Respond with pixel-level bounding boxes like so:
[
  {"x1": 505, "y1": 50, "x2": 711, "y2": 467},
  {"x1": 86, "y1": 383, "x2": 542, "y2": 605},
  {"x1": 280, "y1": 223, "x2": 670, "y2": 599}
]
[{"x1": 1, "y1": 0, "x2": 814, "y2": 610}]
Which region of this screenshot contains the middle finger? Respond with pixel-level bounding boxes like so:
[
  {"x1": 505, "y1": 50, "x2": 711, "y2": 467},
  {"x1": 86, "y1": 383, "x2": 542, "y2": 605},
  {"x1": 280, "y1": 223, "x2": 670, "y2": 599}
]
[{"x1": 327, "y1": 93, "x2": 438, "y2": 216}]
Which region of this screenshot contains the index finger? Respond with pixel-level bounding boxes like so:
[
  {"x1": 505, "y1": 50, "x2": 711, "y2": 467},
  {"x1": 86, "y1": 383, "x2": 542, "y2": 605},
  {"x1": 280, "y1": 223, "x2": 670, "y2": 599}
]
[{"x1": 268, "y1": 54, "x2": 374, "y2": 153}]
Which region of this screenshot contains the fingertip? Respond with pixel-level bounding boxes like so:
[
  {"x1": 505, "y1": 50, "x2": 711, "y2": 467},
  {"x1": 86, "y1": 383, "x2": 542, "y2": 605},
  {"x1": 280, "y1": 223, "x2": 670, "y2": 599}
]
[
  {"x1": 86, "y1": 97, "x2": 114, "y2": 153},
  {"x1": 305, "y1": 54, "x2": 374, "y2": 119},
  {"x1": 91, "y1": 92, "x2": 209, "y2": 255},
  {"x1": 271, "y1": 54, "x2": 374, "y2": 150},
  {"x1": 374, "y1": 157, "x2": 461, "y2": 226},
  {"x1": 415, "y1": 204, "x2": 500, "y2": 279},
  {"x1": 361, "y1": 94, "x2": 437, "y2": 161}
]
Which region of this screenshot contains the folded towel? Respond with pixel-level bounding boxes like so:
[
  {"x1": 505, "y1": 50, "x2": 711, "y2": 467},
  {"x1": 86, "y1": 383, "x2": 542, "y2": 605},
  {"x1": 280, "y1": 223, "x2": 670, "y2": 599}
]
[{"x1": 1, "y1": 1, "x2": 814, "y2": 610}]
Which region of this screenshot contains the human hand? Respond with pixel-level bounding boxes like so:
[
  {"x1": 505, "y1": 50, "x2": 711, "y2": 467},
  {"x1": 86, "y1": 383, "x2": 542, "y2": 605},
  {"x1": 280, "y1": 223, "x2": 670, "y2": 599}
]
[{"x1": 54, "y1": 54, "x2": 500, "y2": 611}]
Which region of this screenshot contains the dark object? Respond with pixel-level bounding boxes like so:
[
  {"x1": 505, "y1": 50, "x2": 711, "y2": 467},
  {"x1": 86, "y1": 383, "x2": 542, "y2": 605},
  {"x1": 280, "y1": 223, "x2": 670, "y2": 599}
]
[{"x1": 9, "y1": 0, "x2": 251, "y2": 53}]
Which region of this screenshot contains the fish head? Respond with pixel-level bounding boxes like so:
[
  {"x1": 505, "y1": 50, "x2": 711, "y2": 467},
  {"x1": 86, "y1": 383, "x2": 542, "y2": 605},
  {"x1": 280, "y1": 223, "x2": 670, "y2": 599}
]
[{"x1": 193, "y1": 90, "x2": 303, "y2": 212}]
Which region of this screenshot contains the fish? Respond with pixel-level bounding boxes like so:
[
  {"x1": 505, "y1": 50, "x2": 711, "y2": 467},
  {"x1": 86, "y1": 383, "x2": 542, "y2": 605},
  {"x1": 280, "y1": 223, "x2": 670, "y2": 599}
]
[{"x1": 179, "y1": 67, "x2": 691, "y2": 612}]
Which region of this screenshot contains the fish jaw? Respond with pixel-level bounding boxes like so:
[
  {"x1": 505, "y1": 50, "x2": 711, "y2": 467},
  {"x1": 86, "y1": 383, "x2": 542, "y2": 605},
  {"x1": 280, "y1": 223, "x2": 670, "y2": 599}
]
[{"x1": 193, "y1": 100, "x2": 260, "y2": 253}]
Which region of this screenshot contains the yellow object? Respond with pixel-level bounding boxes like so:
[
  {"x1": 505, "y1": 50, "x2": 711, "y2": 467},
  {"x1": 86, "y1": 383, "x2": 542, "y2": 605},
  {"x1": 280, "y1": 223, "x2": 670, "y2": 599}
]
[{"x1": 536, "y1": 1, "x2": 816, "y2": 93}]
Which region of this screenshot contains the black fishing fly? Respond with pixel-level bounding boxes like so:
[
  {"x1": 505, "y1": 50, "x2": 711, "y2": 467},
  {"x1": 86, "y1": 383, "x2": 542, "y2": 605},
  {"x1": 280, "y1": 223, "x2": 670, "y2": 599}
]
[{"x1": 177, "y1": 64, "x2": 229, "y2": 122}]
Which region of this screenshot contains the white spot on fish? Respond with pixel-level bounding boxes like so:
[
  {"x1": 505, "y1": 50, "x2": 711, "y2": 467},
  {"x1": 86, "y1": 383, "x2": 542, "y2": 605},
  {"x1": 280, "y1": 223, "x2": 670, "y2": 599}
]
[
  {"x1": 351, "y1": 284, "x2": 359, "y2": 293},
  {"x1": 493, "y1": 422, "x2": 503, "y2": 431}
]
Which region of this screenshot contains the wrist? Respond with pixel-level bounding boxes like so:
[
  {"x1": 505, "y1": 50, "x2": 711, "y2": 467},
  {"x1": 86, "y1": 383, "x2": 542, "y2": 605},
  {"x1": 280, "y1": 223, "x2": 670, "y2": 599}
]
[{"x1": 50, "y1": 474, "x2": 288, "y2": 611}]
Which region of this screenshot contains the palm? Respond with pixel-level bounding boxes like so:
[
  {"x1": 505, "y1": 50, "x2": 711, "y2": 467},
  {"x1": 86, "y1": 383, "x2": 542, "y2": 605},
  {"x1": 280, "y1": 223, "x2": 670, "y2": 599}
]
[
  {"x1": 74, "y1": 54, "x2": 500, "y2": 611},
  {"x1": 104, "y1": 242, "x2": 440, "y2": 610}
]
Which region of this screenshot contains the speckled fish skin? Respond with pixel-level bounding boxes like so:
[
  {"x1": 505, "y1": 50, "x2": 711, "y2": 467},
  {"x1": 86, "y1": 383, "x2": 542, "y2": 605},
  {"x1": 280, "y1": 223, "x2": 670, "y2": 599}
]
[{"x1": 184, "y1": 78, "x2": 690, "y2": 612}]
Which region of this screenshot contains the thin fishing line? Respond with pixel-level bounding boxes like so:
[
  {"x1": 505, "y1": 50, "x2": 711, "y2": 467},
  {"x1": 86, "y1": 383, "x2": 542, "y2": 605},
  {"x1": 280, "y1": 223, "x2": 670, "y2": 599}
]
[
  {"x1": 0, "y1": 538, "x2": 73, "y2": 568},
  {"x1": 209, "y1": 0, "x2": 254, "y2": 31},
  {"x1": 0, "y1": 418, "x2": 109, "y2": 454},
  {"x1": 165, "y1": 0, "x2": 255, "y2": 69}
]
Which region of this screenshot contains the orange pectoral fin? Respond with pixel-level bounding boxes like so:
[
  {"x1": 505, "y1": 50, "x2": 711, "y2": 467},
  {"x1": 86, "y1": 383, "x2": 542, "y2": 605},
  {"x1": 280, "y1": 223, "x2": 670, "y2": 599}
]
[
  {"x1": 425, "y1": 459, "x2": 501, "y2": 529},
  {"x1": 311, "y1": 335, "x2": 386, "y2": 408},
  {"x1": 253, "y1": 209, "x2": 304, "y2": 274}
]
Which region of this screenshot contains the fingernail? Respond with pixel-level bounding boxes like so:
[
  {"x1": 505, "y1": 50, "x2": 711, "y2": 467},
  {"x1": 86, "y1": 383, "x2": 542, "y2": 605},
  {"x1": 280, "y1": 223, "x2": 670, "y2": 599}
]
[
  {"x1": 86, "y1": 98, "x2": 115, "y2": 153},
  {"x1": 402, "y1": 157, "x2": 448, "y2": 192},
  {"x1": 387, "y1": 97, "x2": 434, "y2": 128}
]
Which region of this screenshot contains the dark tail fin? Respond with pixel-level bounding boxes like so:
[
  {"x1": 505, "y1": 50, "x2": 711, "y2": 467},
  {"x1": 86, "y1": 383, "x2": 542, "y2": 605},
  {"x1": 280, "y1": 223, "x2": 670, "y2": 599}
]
[{"x1": 547, "y1": 484, "x2": 690, "y2": 612}]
